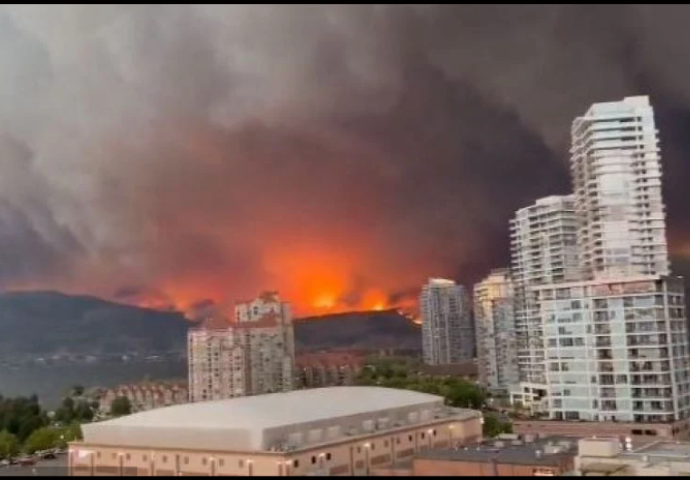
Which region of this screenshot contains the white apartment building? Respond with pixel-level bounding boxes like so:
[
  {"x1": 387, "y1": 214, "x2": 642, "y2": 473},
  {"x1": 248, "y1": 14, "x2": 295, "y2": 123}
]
[
  {"x1": 474, "y1": 269, "x2": 518, "y2": 393},
  {"x1": 523, "y1": 95, "x2": 690, "y2": 423},
  {"x1": 509, "y1": 96, "x2": 690, "y2": 424},
  {"x1": 510, "y1": 195, "x2": 581, "y2": 390},
  {"x1": 571, "y1": 95, "x2": 669, "y2": 280},
  {"x1": 538, "y1": 275, "x2": 690, "y2": 423},
  {"x1": 420, "y1": 278, "x2": 474, "y2": 366},
  {"x1": 188, "y1": 291, "x2": 295, "y2": 403}
]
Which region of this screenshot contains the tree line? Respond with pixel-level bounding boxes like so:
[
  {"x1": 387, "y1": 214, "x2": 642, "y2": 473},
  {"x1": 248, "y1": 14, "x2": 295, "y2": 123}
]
[
  {"x1": 0, "y1": 385, "x2": 97, "y2": 459},
  {"x1": 354, "y1": 357, "x2": 513, "y2": 438}
]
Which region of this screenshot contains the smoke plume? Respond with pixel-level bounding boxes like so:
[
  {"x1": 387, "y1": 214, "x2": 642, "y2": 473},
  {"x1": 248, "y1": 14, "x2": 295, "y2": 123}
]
[{"x1": 1, "y1": 5, "x2": 690, "y2": 315}]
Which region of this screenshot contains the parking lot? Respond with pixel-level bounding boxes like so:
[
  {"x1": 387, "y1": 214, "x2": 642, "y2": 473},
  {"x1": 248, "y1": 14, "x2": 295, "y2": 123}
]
[{"x1": 0, "y1": 457, "x2": 68, "y2": 477}]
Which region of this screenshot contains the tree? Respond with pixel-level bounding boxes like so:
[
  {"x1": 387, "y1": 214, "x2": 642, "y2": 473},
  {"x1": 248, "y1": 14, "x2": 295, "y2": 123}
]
[
  {"x1": 70, "y1": 385, "x2": 85, "y2": 398},
  {"x1": 17, "y1": 415, "x2": 45, "y2": 443},
  {"x1": 110, "y1": 397, "x2": 132, "y2": 417},
  {"x1": 55, "y1": 396, "x2": 94, "y2": 424},
  {"x1": 482, "y1": 413, "x2": 513, "y2": 438},
  {"x1": 54, "y1": 423, "x2": 83, "y2": 449},
  {"x1": 23, "y1": 427, "x2": 59, "y2": 454},
  {"x1": 0, "y1": 431, "x2": 19, "y2": 459}
]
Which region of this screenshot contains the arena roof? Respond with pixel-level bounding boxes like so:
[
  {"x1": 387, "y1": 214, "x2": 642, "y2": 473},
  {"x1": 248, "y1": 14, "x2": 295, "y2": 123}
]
[{"x1": 81, "y1": 386, "x2": 459, "y2": 452}]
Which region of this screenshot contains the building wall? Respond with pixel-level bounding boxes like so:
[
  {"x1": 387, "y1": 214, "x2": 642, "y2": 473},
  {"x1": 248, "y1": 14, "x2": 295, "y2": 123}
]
[
  {"x1": 69, "y1": 416, "x2": 483, "y2": 476},
  {"x1": 474, "y1": 269, "x2": 518, "y2": 393},
  {"x1": 420, "y1": 279, "x2": 474, "y2": 366},
  {"x1": 187, "y1": 328, "x2": 249, "y2": 401},
  {"x1": 571, "y1": 96, "x2": 669, "y2": 281}
]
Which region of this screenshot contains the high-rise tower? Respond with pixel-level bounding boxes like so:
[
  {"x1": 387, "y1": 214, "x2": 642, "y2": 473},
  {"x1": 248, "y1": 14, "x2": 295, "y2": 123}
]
[
  {"x1": 571, "y1": 95, "x2": 669, "y2": 280},
  {"x1": 420, "y1": 278, "x2": 474, "y2": 365}
]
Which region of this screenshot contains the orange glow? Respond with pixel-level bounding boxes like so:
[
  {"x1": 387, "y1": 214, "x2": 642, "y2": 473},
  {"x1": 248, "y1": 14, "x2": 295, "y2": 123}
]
[
  {"x1": 313, "y1": 293, "x2": 337, "y2": 310},
  {"x1": 109, "y1": 244, "x2": 424, "y2": 319}
]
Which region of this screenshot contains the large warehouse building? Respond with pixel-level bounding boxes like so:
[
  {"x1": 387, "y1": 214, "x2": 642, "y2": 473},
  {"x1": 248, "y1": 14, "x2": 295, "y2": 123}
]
[{"x1": 69, "y1": 386, "x2": 483, "y2": 476}]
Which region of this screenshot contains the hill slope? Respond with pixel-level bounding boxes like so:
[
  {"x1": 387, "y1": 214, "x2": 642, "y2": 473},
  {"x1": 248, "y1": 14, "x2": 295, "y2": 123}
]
[
  {"x1": 0, "y1": 292, "x2": 421, "y2": 359},
  {"x1": 0, "y1": 291, "x2": 189, "y2": 360},
  {"x1": 294, "y1": 309, "x2": 421, "y2": 352}
]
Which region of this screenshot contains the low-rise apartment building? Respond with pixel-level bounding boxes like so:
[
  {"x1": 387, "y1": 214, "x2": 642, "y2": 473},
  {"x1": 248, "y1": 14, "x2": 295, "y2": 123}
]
[
  {"x1": 98, "y1": 382, "x2": 188, "y2": 414},
  {"x1": 295, "y1": 352, "x2": 366, "y2": 389},
  {"x1": 410, "y1": 435, "x2": 578, "y2": 476},
  {"x1": 577, "y1": 437, "x2": 690, "y2": 476}
]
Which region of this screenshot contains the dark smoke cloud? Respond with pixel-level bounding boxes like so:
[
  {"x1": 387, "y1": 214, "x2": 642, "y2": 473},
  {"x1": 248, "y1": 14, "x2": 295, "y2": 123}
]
[{"x1": 1, "y1": 5, "x2": 690, "y2": 313}]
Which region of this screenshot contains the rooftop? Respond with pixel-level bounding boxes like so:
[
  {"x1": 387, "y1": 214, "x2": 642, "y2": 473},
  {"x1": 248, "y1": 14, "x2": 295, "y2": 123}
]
[
  {"x1": 416, "y1": 436, "x2": 579, "y2": 467},
  {"x1": 80, "y1": 387, "x2": 469, "y2": 452}
]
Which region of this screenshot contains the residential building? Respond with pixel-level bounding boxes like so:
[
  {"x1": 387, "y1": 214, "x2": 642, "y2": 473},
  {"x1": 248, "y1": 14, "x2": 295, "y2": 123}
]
[
  {"x1": 235, "y1": 290, "x2": 292, "y2": 324},
  {"x1": 420, "y1": 278, "x2": 474, "y2": 366},
  {"x1": 538, "y1": 276, "x2": 690, "y2": 423},
  {"x1": 577, "y1": 437, "x2": 690, "y2": 476},
  {"x1": 98, "y1": 382, "x2": 188, "y2": 414},
  {"x1": 509, "y1": 195, "x2": 580, "y2": 409},
  {"x1": 187, "y1": 291, "x2": 295, "y2": 402},
  {"x1": 508, "y1": 96, "x2": 690, "y2": 426},
  {"x1": 474, "y1": 269, "x2": 518, "y2": 393},
  {"x1": 571, "y1": 95, "x2": 669, "y2": 280},
  {"x1": 527, "y1": 96, "x2": 690, "y2": 424},
  {"x1": 410, "y1": 435, "x2": 578, "y2": 477},
  {"x1": 68, "y1": 386, "x2": 483, "y2": 476},
  {"x1": 295, "y1": 352, "x2": 366, "y2": 389}
]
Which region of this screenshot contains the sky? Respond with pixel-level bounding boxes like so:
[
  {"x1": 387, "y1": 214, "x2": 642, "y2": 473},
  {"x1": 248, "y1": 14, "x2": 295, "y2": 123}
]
[{"x1": 1, "y1": 4, "x2": 690, "y2": 317}]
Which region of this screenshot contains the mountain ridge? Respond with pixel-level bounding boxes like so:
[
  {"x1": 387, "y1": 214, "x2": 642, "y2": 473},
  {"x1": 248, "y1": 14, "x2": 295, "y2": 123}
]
[{"x1": 0, "y1": 291, "x2": 421, "y2": 359}]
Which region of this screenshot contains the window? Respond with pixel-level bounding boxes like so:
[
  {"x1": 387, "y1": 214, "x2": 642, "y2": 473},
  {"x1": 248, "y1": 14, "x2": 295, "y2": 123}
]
[
  {"x1": 184, "y1": 457, "x2": 189, "y2": 465},
  {"x1": 111, "y1": 453, "x2": 116, "y2": 460},
  {"x1": 311, "y1": 456, "x2": 316, "y2": 465},
  {"x1": 219, "y1": 459, "x2": 225, "y2": 467},
  {"x1": 421, "y1": 433, "x2": 426, "y2": 439},
  {"x1": 433, "y1": 429, "x2": 437, "y2": 437},
  {"x1": 326, "y1": 453, "x2": 331, "y2": 461},
  {"x1": 142, "y1": 455, "x2": 147, "y2": 462},
  {"x1": 97, "y1": 452, "x2": 101, "y2": 459},
  {"x1": 357, "y1": 447, "x2": 361, "y2": 454},
  {"x1": 126, "y1": 454, "x2": 131, "y2": 461},
  {"x1": 293, "y1": 460, "x2": 299, "y2": 468},
  {"x1": 396, "y1": 438, "x2": 401, "y2": 445},
  {"x1": 239, "y1": 460, "x2": 245, "y2": 468},
  {"x1": 202, "y1": 458, "x2": 208, "y2": 466},
  {"x1": 162, "y1": 456, "x2": 168, "y2": 463},
  {"x1": 383, "y1": 440, "x2": 388, "y2": 447}
]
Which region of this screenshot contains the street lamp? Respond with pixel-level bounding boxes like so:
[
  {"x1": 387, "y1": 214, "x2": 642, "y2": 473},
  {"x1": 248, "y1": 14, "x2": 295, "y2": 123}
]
[
  {"x1": 277, "y1": 459, "x2": 291, "y2": 476},
  {"x1": 117, "y1": 453, "x2": 125, "y2": 476},
  {"x1": 363, "y1": 444, "x2": 371, "y2": 476},
  {"x1": 73, "y1": 449, "x2": 95, "y2": 477},
  {"x1": 150, "y1": 452, "x2": 156, "y2": 476},
  {"x1": 207, "y1": 456, "x2": 217, "y2": 476}
]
